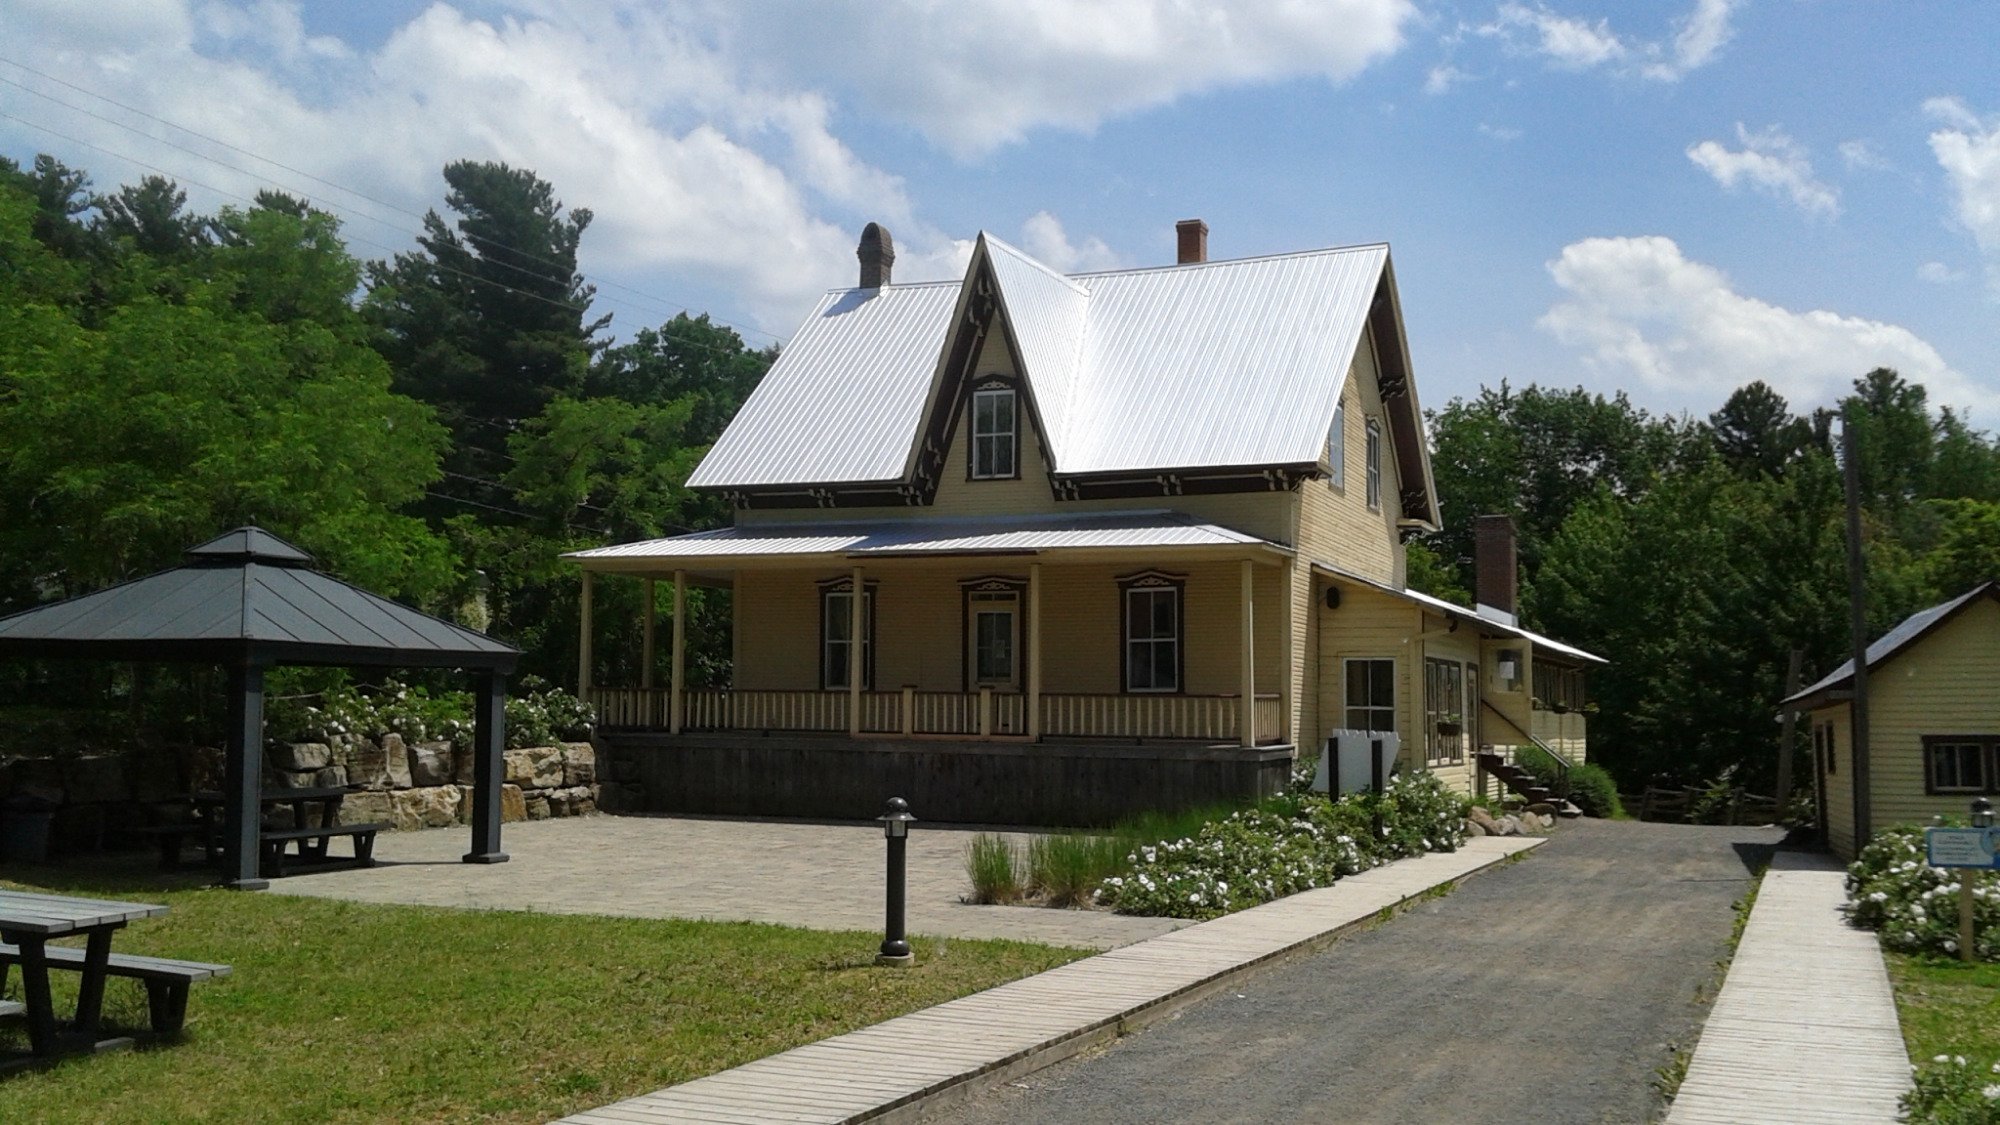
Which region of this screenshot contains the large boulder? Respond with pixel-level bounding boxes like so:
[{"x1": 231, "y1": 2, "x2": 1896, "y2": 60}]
[
  {"x1": 270, "y1": 742, "x2": 331, "y2": 772},
  {"x1": 390, "y1": 786, "x2": 461, "y2": 831},
  {"x1": 1467, "y1": 806, "x2": 1503, "y2": 836},
  {"x1": 378, "y1": 735, "x2": 414, "y2": 789},
  {"x1": 523, "y1": 794, "x2": 550, "y2": 820},
  {"x1": 503, "y1": 746, "x2": 564, "y2": 790},
  {"x1": 407, "y1": 741, "x2": 454, "y2": 788},
  {"x1": 337, "y1": 789, "x2": 394, "y2": 827},
  {"x1": 313, "y1": 764, "x2": 349, "y2": 789},
  {"x1": 560, "y1": 742, "x2": 595, "y2": 787},
  {"x1": 500, "y1": 783, "x2": 526, "y2": 823}
]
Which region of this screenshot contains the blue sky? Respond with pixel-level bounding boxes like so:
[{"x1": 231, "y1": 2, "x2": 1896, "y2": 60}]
[{"x1": 2, "y1": 1, "x2": 1995, "y2": 424}]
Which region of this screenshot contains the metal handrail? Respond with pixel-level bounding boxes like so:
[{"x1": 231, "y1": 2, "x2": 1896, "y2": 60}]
[{"x1": 1480, "y1": 701, "x2": 1572, "y2": 779}]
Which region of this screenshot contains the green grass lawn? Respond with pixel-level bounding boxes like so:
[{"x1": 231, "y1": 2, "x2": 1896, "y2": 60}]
[
  {"x1": 1887, "y1": 952, "x2": 2000, "y2": 1064},
  {"x1": 1, "y1": 866, "x2": 1089, "y2": 1123}
]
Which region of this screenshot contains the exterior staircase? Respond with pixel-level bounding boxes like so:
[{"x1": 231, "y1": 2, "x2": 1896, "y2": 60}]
[{"x1": 1476, "y1": 750, "x2": 1583, "y2": 818}]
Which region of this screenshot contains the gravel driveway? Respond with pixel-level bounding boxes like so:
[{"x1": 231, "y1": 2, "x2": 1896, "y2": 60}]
[{"x1": 926, "y1": 818, "x2": 1783, "y2": 1125}]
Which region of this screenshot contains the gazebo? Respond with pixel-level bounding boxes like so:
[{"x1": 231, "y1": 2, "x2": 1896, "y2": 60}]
[{"x1": 0, "y1": 528, "x2": 520, "y2": 889}]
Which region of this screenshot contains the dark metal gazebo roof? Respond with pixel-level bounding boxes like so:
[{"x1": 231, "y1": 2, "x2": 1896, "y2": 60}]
[{"x1": 0, "y1": 527, "x2": 517, "y2": 671}]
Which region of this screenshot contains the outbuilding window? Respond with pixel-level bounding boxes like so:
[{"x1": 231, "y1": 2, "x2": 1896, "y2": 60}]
[
  {"x1": 969, "y1": 386, "x2": 1017, "y2": 479},
  {"x1": 1924, "y1": 735, "x2": 1997, "y2": 795}
]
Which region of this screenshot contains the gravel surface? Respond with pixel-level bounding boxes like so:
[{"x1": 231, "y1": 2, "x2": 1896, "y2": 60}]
[{"x1": 924, "y1": 818, "x2": 1783, "y2": 1125}]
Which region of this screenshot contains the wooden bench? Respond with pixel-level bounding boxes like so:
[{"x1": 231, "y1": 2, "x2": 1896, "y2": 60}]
[
  {"x1": 0, "y1": 944, "x2": 230, "y2": 1035},
  {"x1": 258, "y1": 822, "x2": 391, "y2": 878}
]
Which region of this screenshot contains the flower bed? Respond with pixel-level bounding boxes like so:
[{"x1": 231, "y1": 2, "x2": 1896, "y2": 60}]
[
  {"x1": 1098, "y1": 771, "x2": 1468, "y2": 921},
  {"x1": 1845, "y1": 823, "x2": 1999, "y2": 961}
]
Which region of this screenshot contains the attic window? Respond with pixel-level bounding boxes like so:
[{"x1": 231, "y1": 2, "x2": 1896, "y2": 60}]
[
  {"x1": 1365, "y1": 418, "x2": 1383, "y2": 510},
  {"x1": 969, "y1": 386, "x2": 1017, "y2": 480}
]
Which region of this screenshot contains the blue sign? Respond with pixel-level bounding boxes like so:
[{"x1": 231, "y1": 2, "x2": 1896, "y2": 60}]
[{"x1": 1926, "y1": 827, "x2": 2000, "y2": 869}]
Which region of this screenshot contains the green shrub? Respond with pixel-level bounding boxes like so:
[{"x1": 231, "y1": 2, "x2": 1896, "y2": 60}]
[
  {"x1": 1515, "y1": 744, "x2": 1566, "y2": 784},
  {"x1": 1564, "y1": 764, "x2": 1624, "y2": 818},
  {"x1": 1846, "y1": 823, "x2": 1999, "y2": 961},
  {"x1": 964, "y1": 833, "x2": 1022, "y2": 904},
  {"x1": 1901, "y1": 1053, "x2": 2000, "y2": 1123},
  {"x1": 1099, "y1": 771, "x2": 1469, "y2": 920},
  {"x1": 1026, "y1": 833, "x2": 1121, "y2": 907}
]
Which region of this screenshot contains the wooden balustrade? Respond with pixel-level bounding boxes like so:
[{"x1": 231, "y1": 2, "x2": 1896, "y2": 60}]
[{"x1": 597, "y1": 687, "x2": 1281, "y2": 743}]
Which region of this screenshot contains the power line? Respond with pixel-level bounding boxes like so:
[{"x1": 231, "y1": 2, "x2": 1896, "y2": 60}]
[{"x1": 0, "y1": 55, "x2": 787, "y2": 347}]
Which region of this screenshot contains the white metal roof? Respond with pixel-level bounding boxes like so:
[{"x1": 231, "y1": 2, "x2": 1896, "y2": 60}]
[
  {"x1": 1311, "y1": 562, "x2": 1608, "y2": 665},
  {"x1": 567, "y1": 510, "x2": 1279, "y2": 567},
  {"x1": 688, "y1": 234, "x2": 1396, "y2": 489}
]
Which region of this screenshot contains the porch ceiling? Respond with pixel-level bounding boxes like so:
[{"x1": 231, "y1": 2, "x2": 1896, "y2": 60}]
[{"x1": 566, "y1": 509, "x2": 1291, "y2": 575}]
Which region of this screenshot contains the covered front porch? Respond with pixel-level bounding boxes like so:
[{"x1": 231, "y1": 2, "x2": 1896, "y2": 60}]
[{"x1": 573, "y1": 514, "x2": 1294, "y2": 748}]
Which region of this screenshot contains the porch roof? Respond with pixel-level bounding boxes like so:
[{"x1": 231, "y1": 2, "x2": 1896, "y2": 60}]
[
  {"x1": 1311, "y1": 562, "x2": 1608, "y2": 665},
  {"x1": 566, "y1": 510, "x2": 1286, "y2": 572}
]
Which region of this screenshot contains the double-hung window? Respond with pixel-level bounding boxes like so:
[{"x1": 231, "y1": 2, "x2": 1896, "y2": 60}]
[
  {"x1": 1423, "y1": 658, "x2": 1465, "y2": 764},
  {"x1": 1924, "y1": 736, "x2": 1997, "y2": 795},
  {"x1": 970, "y1": 386, "x2": 1017, "y2": 479},
  {"x1": 1121, "y1": 574, "x2": 1182, "y2": 693},
  {"x1": 820, "y1": 584, "x2": 874, "y2": 690},
  {"x1": 1344, "y1": 658, "x2": 1396, "y2": 732},
  {"x1": 1364, "y1": 418, "x2": 1383, "y2": 511}
]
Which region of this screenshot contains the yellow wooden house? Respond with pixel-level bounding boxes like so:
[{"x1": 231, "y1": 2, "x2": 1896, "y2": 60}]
[
  {"x1": 570, "y1": 221, "x2": 1603, "y2": 824},
  {"x1": 1785, "y1": 581, "x2": 2000, "y2": 858}
]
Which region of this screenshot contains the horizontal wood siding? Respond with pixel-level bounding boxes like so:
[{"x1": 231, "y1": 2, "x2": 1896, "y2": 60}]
[
  {"x1": 1313, "y1": 582, "x2": 1416, "y2": 766},
  {"x1": 1867, "y1": 596, "x2": 2000, "y2": 836},
  {"x1": 1294, "y1": 328, "x2": 1405, "y2": 588},
  {"x1": 1820, "y1": 706, "x2": 1856, "y2": 858}
]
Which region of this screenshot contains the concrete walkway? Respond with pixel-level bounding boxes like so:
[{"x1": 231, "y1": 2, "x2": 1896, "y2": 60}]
[
  {"x1": 1666, "y1": 849, "x2": 1912, "y2": 1125},
  {"x1": 268, "y1": 815, "x2": 1183, "y2": 949},
  {"x1": 558, "y1": 835, "x2": 1542, "y2": 1125}
]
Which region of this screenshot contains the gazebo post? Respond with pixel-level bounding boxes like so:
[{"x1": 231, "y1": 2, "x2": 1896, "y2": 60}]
[
  {"x1": 221, "y1": 660, "x2": 270, "y2": 891},
  {"x1": 464, "y1": 669, "x2": 511, "y2": 864}
]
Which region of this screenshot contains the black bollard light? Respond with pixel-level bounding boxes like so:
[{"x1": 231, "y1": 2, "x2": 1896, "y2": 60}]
[{"x1": 877, "y1": 796, "x2": 916, "y2": 967}]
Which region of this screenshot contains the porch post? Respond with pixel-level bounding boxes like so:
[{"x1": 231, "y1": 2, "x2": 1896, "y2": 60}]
[
  {"x1": 577, "y1": 570, "x2": 594, "y2": 699},
  {"x1": 1026, "y1": 562, "x2": 1042, "y2": 741},
  {"x1": 1240, "y1": 559, "x2": 1256, "y2": 748},
  {"x1": 670, "y1": 570, "x2": 687, "y2": 735},
  {"x1": 641, "y1": 577, "x2": 657, "y2": 726},
  {"x1": 848, "y1": 565, "x2": 865, "y2": 737},
  {"x1": 463, "y1": 670, "x2": 509, "y2": 864},
  {"x1": 221, "y1": 660, "x2": 269, "y2": 890}
]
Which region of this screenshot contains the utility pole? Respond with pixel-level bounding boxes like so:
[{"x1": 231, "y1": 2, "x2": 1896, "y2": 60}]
[{"x1": 1842, "y1": 419, "x2": 1872, "y2": 847}]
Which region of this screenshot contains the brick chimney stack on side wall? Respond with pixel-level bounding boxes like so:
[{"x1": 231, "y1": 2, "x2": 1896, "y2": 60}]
[{"x1": 1474, "y1": 514, "x2": 1518, "y2": 617}]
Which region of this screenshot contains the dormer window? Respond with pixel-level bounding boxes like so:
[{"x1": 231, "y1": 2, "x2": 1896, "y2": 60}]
[{"x1": 969, "y1": 385, "x2": 1017, "y2": 479}]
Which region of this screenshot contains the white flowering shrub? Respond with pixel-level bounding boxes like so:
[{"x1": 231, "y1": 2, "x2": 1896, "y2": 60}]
[
  {"x1": 1845, "y1": 824, "x2": 2000, "y2": 961},
  {"x1": 1100, "y1": 771, "x2": 1469, "y2": 920},
  {"x1": 1903, "y1": 1054, "x2": 2000, "y2": 1124},
  {"x1": 277, "y1": 677, "x2": 593, "y2": 751}
]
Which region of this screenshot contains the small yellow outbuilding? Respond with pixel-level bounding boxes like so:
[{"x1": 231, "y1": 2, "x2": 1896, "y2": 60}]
[{"x1": 1784, "y1": 581, "x2": 2000, "y2": 858}]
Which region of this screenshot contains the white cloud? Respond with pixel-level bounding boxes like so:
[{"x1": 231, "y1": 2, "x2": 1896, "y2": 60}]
[
  {"x1": 1540, "y1": 236, "x2": 1989, "y2": 417},
  {"x1": 1925, "y1": 97, "x2": 2000, "y2": 284},
  {"x1": 1918, "y1": 261, "x2": 1966, "y2": 284},
  {"x1": 1479, "y1": 123, "x2": 1523, "y2": 142},
  {"x1": 1425, "y1": 64, "x2": 1470, "y2": 94},
  {"x1": 1686, "y1": 124, "x2": 1839, "y2": 218},
  {"x1": 1019, "y1": 211, "x2": 1126, "y2": 273},
  {"x1": 1482, "y1": 0, "x2": 1735, "y2": 82},
  {"x1": 723, "y1": 0, "x2": 1418, "y2": 157},
  {"x1": 1839, "y1": 139, "x2": 1890, "y2": 171}
]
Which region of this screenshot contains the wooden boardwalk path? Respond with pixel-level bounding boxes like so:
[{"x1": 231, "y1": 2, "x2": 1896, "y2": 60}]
[
  {"x1": 559, "y1": 836, "x2": 1543, "y2": 1125},
  {"x1": 1666, "y1": 850, "x2": 1912, "y2": 1125}
]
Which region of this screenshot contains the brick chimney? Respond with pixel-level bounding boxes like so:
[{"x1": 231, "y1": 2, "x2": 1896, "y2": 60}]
[
  {"x1": 1473, "y1": 514, "x2": 1518, "y2": 621},
  {"x1": 857, "y1": 222, "x2": 895, "y2": 288},
  {"x1": 1176, "y1": 218, "x2": 1207, "y2": 264}
]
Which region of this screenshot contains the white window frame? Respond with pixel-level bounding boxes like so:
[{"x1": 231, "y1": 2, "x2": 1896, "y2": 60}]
[
  {"x1": 1364, "y1": 418, "x2": 1383, "y2": 511},
  {"x1": 1343, "y1": 657, "x2": 1397, "y2": 733},
  {"x1": 969, "y1": 386, "x2": 1017, "y2": 480},
  {"x1": 820, "y1": 586, "x2": 874, "y2": 691},
  {"x1": 1326, "y1": 400, "x2": 1346, "y2": 490},
  {"x1": 1122, "y1": 579, "x2": 1182, "y2": 694}
]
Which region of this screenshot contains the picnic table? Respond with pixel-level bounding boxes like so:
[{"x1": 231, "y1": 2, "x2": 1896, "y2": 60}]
[
  {"x1": 0, "y1": 889, "x2": 167, "y2": 1062},
  {"x1": 186, "y1": 786, "x2": 390, "y2": 878}
]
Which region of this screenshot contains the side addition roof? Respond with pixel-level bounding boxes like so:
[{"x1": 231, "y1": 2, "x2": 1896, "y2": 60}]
[
  {"x1": 0, "y1": 528, "x2": 520, "y2": 670},
  {"x1": 1782, "y1": 581, "x2": 1999, "y2": 711},
  {"x1": 1312, "y1": 562, "x2": 1607, "y2": 665},
  {"x1": 688, "y1": 233, "x2": 1438, "y2": 524}
]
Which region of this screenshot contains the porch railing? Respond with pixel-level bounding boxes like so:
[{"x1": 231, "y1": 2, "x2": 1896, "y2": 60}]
[{"x1": 592, "y1": 687, "x2": 1282, "y2": 743}]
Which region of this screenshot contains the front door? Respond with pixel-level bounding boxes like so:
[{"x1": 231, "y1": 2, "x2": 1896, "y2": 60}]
[{"x1": 967, "y1": 593, "x2": 1020, "y2": 690}]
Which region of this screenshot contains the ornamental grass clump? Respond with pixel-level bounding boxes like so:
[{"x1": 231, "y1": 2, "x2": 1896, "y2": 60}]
[
  {"x1": 1099, "y1": 771, "x2": 1467, "y2": 921},
  {"x1": 965, "y1": 833, "x2": 1023, "y2": 904},
  {"x1": 1846, "y1": 823, "x2": 2000, "y2": 961},
  {"x1": 1027, "y1": 833, "x2": 1122, "y2": 907}
]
